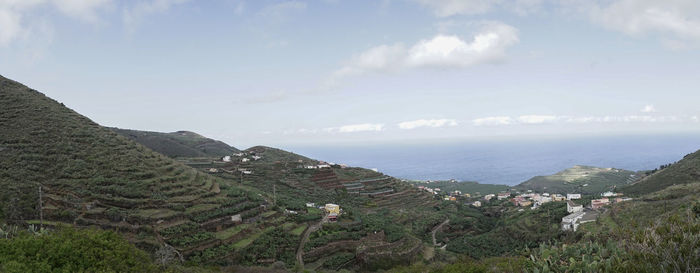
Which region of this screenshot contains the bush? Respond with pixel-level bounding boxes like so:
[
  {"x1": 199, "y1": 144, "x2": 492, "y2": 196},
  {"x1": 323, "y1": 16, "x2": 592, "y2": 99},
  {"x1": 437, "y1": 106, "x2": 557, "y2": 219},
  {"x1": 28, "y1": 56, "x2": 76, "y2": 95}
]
[{"x1": 0, "y1": 227, "x2": 158, "y2": 272}]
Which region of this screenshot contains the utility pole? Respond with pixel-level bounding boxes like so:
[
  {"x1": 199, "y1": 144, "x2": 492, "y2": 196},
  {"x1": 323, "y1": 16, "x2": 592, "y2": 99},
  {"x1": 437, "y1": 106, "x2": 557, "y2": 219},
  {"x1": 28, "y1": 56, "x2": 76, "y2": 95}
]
[
  {"x1": 273, "y1": 184, "x2": 276, "y2": 207},
  {"x1": 38, "y1": 184, "x2": 43, "y2": 229}
]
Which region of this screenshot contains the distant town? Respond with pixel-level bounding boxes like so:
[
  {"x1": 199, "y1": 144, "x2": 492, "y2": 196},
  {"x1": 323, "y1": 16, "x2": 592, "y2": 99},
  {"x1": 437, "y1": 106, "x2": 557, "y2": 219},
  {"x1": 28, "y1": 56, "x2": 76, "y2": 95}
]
[{"x1": 414, "y1": 182, "x2": 632, "y2": 232}]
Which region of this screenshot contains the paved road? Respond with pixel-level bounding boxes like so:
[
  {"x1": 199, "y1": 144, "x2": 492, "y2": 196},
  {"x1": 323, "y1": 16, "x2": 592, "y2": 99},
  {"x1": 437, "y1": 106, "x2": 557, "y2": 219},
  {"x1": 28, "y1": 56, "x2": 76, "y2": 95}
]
[
  {"x1": 296, "y1": 215, "x2": 328, "y2": 268},
  {"x1": 431, "y1": 219, "x2": 450, "y2": 246}
]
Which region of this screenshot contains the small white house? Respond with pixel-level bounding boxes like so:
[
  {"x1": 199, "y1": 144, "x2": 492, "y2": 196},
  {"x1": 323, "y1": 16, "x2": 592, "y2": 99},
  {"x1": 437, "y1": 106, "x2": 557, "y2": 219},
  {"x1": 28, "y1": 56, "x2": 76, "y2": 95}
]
[
  {"x1": 241, "y1": 158, "x2": 250, "y2": 162},
  {"x1": 222, "y1": 156, "x2": 231, "y2": 162},
  {"x1": 567, "y1": 194, "x2": 581, "y2": 200},
  {"x1": 306, "y1": 202, "x2": 315, "y2": 208},
  {"x1": 472, "y1": 201, "x2": 482, "y2": 207},
  {"x1": 602, "y1": 191, "x2": 617, "y2": 197},
  {"x1": 561, "y1": 211, "x2": 585, "y2": 231},
  {"x1": 252, "y1": 155, "x2": 262, "y2": 160}
]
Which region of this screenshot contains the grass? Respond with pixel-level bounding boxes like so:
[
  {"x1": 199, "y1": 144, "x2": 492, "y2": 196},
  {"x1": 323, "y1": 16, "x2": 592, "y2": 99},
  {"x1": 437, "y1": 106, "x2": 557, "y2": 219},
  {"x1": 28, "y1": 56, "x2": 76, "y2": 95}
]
[
  {"x1": 232, "y1": 227, "x2": 275, "y2": 250},
  {"x1": 214, "y1": 224, "x2": 250, "y2": 240},
  {"x1": 290, "y1": 225, "x2": 306, "y2": 236}
]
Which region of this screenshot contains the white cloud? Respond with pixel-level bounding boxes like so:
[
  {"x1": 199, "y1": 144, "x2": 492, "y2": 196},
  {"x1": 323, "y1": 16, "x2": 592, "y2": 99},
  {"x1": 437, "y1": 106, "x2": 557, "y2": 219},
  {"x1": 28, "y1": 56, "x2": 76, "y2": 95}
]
[
  {"x1": 123, "y1": 0, "x2": 189, "y2": 33},
  {"x1": 472, "y1": 116, "x2": 513, "y2": 126},
  {"x1": 0, "y1": 0, "x2": 110, "y2": 46},
  {"x1": 330, "y1": 21, "x2": 518, "y2": 85},
  {"x1": 412, "y1": 0, "x2": 545, "y2": 17},
  {"x1": 517, "y1": 115, "x2": 559, "y2": 124},
  {"x1": 585, "y1": 0, "x2": 700, "y2": 47},
  {"x1": 325, "y1": 123, "x2": 385, "y2": 133},
  {"x1": 413, "y1": 0, "x2": 497, "y2": 17},
  {"x1": 398, "y1": 119, "x2": 458, "y2": 129},
  {"x1": 641, "y1": 104, "x2": 656, "y2": 113},
  {"x1": 55, "y1": 0, "x2": 111, "y2": 23},
  {"x1": 257, "y1": 1, "x2": 306, "y2": 22},
  {"x1": 472, "y1": 114, "x2": 687, "y2": 126},
  {"x1": 692, "y1": 116, "x2": 699, "y2": 122}
]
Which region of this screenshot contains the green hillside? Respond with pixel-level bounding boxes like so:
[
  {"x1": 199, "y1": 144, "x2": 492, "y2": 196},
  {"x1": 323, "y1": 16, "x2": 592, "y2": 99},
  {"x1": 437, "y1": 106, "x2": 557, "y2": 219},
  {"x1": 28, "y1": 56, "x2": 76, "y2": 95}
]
[
  {"x1": 516, "y1": 165, "x2": 639, "y2": 194},
  {"x1": 622, "y1": 149, "x2": 700, "y2": 195},
  {"x1": 0, "y1": 75, "x2": 292, "y2": 266},
  {"x1": 112, "y1": 128, "x2": 239, "y2": 158},
  {"x1": 0, "y1": 75, "x2": 443, "y2": 271},
  {"x1": 407, "y1": 180, "x2": 510, "y2": 196}
]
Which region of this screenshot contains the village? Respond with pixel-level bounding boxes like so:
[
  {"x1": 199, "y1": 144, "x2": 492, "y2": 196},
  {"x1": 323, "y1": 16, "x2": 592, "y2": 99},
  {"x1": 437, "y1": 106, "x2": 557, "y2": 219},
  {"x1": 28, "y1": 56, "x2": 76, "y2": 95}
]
[{"x1": 415, "y1": 184, "x2": 633, "y2": 232}]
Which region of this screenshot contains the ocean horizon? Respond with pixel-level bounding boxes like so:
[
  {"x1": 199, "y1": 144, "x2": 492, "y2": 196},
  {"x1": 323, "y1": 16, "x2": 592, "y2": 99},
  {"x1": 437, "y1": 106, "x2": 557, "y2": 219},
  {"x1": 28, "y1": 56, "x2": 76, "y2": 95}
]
[{"x1": 285, "y1": 133, "x2": 700, "y2": 186}]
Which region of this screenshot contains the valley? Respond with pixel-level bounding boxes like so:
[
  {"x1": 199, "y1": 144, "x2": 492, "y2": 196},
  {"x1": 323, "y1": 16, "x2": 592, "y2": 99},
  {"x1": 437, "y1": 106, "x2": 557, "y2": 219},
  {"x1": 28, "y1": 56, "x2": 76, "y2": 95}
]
[{"x1": 1, "y1": 75, "x2": 698, "y2": 272}]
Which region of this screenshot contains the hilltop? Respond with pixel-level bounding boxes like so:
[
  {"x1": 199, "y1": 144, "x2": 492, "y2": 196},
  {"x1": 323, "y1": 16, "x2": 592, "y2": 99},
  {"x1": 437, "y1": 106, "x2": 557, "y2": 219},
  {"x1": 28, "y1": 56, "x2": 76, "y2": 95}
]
[
  {"x1": 516, "y1": 165, "x2": 639, "y2": 194},
  {"x1": 112, "y1": 128, "x2": 239, "y2": 158},
  {"x1": 622, "y1": 149, "x2": 700, "y2": 195}
]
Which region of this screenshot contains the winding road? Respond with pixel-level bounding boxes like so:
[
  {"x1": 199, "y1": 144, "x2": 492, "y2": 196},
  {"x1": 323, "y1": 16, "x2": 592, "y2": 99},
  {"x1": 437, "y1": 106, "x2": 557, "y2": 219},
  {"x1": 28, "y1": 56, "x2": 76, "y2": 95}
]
[
  {"x1": 431, "y1": 219, "x2": 450, "y2": 246},
  {"x1": 296, "y1": 215, "x2": 328, "y2": 268}
]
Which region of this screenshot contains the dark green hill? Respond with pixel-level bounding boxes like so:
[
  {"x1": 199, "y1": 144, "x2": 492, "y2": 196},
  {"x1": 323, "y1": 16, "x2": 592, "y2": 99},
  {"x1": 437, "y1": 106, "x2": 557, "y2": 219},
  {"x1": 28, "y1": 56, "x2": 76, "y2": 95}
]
[
  {"x1": 0, "y1": 75, "x2": 441, "y2": 271},
  {"x1": 111, "y1": 128, "x2": 239, "y2": 158},
  {"x1": 0, "y1": 75, "x2": 279, "y2": 261},
  {"x1": 622, "y1": 149, "x2": 700, "y2": 195},
  {"x1": 245, "y1": 145, "x2": 316, "y2": 163},
  {"x1": 516, "y1": 165, "x2": 638, "y2": 194}
]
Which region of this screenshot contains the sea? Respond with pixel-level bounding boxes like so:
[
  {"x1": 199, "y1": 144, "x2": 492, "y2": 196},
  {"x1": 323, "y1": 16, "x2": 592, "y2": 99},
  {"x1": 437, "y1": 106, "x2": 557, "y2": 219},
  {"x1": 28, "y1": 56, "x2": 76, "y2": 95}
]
[{"x1": 285, "y1": 134, "x2": 700, "y2": 186}]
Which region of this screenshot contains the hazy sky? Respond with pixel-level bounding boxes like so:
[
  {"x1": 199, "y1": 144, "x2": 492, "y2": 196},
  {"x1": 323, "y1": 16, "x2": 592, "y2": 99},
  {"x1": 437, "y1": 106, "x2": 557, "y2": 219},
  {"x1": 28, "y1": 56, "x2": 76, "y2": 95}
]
[{"x1": 2, "y1": 0, "x2": 699, "y2": 148}]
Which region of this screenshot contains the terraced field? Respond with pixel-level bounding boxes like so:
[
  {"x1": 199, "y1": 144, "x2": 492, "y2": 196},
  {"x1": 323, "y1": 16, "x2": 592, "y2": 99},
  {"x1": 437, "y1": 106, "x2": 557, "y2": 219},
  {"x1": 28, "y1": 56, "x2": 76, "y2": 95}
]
[{"x1": 0, "y1": 76, "x2": 288, "y2": 263}]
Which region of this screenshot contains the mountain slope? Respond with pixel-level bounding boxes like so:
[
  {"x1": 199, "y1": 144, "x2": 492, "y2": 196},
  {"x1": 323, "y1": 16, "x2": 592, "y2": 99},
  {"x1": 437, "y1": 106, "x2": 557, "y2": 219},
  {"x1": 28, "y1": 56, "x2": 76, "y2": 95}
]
[
  {"x1": 622, "y1": 149, "x2": 700, "y2": 195},
  {"x1": 111, "y1": 128, "x2": 239, "y2": 158},
  {"x1": 516, "y1": 165, "x2": 638, "y2": 194},
  {"x1": 0, "y1": 75, "x2": 441, "y2": 270},
  {"x1": 0, "y1": 75, "x2": 274, "y2": 257}
]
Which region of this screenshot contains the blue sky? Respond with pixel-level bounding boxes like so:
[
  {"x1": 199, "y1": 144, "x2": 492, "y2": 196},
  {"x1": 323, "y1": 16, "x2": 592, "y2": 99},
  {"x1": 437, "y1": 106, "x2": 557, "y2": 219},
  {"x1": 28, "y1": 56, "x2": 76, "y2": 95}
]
[{"x1": 1, "y1": 0, "x2": 699, "y2": 148}]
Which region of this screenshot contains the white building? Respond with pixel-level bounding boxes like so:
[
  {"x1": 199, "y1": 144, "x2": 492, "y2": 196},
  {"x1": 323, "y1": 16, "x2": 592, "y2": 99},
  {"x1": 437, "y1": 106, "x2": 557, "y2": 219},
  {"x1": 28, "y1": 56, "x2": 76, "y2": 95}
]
[
  {"x1": 222, "y1": 156, "x2": 231, "y2": 162},
  {"x1": 306, "y1": 202, "x2": 315, "y2": 208},
  {"x1": 484, "y1": 194, "x2": 495, "y2": 201},
  {"x1": 602, "y1": 191, "x2": 617, "y2": 197},
  {"x1": 562, "y1": 210, "x2": 597, "y2": 231},
  {"x1": 472, "y1": 201, "x2": 482, "y2": 207},
  {"x1": 567, "y1": 194, "x2": 581, "y2": 200},
  {"x1": 252, "y1": 155, "x2": 262, "y2": 160},
  {"x1": 241, "y1": 158, "x2": 250, "y2": 162},
  {"x1": 561, "y1": 211, "x2": 585, "y2": 231},
  {"x1": 567, "y1": 200, "x2": 583, "y2": 213}
]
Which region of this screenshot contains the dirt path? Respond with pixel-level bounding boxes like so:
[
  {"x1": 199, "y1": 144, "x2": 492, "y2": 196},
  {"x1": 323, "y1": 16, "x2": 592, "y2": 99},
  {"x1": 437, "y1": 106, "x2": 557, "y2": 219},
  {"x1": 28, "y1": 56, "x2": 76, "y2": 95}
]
[
  {"x1": 431, "y1": 219, "x2": 449, "y2": 246},
  {"x1": 296, "y1": 214, "x2": 328, "y2": 268}
]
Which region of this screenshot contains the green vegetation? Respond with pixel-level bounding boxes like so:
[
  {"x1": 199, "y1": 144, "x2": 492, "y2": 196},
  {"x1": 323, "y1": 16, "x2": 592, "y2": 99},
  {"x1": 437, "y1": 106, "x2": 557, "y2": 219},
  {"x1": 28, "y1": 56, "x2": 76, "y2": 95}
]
[
  {"x1": 408, "y1": 180, "x2": 510, "y2": 195},
  {"x1": 447, "y1": 201, "x2": 567, "y2": 258},
  {"x1": 517, "y1": 165, "x2": 638, "y2": 194},
  {"x1": 112, "y1": 128, "x2": 239, "y2": 158},
  {"x1": 0, "y1": 228, "x2": 158, "y2": 272},
  {"x1": 623, "y1": 150, "x2": 700, "y2": 195},
  {"x1": 3, "y1": 75, "x2": 699, "y2": 272}
]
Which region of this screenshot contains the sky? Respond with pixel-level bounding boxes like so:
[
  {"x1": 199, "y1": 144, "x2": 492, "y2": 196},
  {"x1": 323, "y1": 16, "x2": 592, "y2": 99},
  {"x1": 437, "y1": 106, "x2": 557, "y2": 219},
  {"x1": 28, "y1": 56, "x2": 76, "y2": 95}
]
[{"x1": 1, "y1": 0, "x2": 700, "y2": 149}]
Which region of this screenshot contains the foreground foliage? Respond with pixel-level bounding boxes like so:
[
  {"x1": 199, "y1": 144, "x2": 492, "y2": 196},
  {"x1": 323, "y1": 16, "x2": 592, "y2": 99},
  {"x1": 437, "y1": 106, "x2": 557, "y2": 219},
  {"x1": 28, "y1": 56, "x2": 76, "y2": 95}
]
[{"x1": 0, "y1": 228, "x2": 158, "y2": 273}]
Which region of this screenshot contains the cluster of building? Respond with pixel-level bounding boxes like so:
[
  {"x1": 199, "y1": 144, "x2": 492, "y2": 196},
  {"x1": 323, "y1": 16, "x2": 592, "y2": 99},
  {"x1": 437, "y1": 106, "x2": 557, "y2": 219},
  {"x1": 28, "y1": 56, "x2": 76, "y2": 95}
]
[
  {"x1": 561, "y1": 191, "x2": 632, "y2": 231},
  {"x1": 303, "y1": 202, "x2": 341, "y2": 221},
  {"x1": 302, "y1": 161, "x2": 348, "y2": 169},
  {"x1": 507, "y1": 192, "x2": 573, "y2": 209},
  {"x1": 222, "y1": 152, "x2": 262, "y2": 163}
]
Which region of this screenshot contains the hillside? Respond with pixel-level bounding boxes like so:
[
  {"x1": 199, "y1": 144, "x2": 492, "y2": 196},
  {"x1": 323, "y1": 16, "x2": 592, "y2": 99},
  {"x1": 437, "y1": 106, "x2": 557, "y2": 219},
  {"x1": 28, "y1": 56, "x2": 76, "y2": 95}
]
[
  {"x1": 112, "y1": 128, "x2": 239, "y2": 158},
  {"x1": 622, "y1": 149, "x2": 700, "y2": 195},
  {"x1": 516, "y1": 165, "x2": 638, "y2": 194},
  {"x1": 0, "y1": 75, "x2": 292, "y2": 265},
  {"x1": 0, "y1": 75, "x2": 444, "y2": 271},
  {"x1": 407, "y1": 180, "x2": 510, "y2": 196}
]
